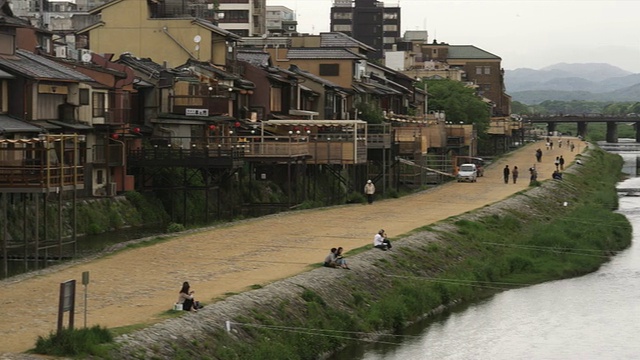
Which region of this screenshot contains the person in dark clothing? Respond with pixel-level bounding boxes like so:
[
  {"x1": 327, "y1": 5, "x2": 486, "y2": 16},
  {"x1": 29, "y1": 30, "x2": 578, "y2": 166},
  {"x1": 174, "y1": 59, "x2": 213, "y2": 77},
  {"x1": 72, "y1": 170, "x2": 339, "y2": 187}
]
[
  {"x1": 503, "y1": 165, "x2": 510, "y2": 184},
  {"x1": 559, "y1": 155, "x2": 565, "y2": 170},
  {"x1": 512, "y1": 166, "x2": 519, "y2": 184},
  {"x1": 535, "y1": 148, "x2": 542, "y2": 162}
]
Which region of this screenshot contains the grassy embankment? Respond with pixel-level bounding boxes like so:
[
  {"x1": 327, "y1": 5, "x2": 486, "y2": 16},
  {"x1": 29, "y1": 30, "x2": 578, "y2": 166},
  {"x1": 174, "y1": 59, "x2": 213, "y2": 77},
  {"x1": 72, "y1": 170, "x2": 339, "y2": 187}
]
[
  {"x1": 34, "y1": 148, "x2": 632, "y2": 359},
  {"x1": 163, "y1": 148, "x2": 630, "y2": 360}
]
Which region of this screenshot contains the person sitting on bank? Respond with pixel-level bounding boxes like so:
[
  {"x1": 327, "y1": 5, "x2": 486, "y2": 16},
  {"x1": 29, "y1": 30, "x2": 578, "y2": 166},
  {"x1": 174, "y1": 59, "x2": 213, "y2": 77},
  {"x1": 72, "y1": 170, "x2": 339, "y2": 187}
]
[
  {"x1": 324, "y1": 248, "x2": 337, "y2": 268},
  {"x1": 334, "y1": 247, "x2": 351, "y2": 270},
  {"x1": 552, "y1": 170, "x2": 563, "y2": 180},
  {"x1": 373, "y1": 229, "x2": 392, "y2": 251},
  {"x1": 177, "y1": 281, "x2": 199, "y2": 312}
]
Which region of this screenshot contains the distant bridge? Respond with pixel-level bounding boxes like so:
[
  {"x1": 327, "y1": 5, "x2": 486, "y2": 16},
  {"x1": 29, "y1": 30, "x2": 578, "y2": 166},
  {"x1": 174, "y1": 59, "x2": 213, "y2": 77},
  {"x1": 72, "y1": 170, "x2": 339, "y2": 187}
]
[{"x1": 527, "y1": 114, "x2": 640, "y2": 143}]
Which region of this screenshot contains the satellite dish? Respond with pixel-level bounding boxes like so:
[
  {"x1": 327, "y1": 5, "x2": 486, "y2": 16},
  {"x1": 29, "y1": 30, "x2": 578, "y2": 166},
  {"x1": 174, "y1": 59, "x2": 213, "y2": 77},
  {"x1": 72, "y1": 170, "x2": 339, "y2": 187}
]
[
  {"x1": 81, "y1": 53, "x2": 92, "y2": 63},
  {"x1": 261, "y1": 33, "x2": 268, "y2": 39},
  {"x1": 194, "y1": 35, "x2": 202, "y2": 44}
]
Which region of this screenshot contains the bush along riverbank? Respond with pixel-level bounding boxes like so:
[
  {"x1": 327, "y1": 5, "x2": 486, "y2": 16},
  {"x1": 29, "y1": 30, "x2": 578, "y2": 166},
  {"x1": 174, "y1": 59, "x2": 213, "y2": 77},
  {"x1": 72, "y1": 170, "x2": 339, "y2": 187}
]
[{"x1": 104, "y1": 147, "x2": 630, "y2": 360}]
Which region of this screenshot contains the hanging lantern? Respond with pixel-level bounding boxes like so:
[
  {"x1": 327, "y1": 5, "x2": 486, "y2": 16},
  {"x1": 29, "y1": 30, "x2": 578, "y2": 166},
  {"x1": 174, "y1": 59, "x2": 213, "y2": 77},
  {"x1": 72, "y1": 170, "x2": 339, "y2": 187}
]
[
  {"x1": 133, "y1": 127, "x2": 141, "y2": 133},
  {"x1": 209, "y1": 124, "x2": 217, "y2": 131},
  {"x1": 234, "y1": 121, "x2": 241, "y2": 128},
  {"x1": 111, "y1": 133, "x2": 119, "y2": 140}
]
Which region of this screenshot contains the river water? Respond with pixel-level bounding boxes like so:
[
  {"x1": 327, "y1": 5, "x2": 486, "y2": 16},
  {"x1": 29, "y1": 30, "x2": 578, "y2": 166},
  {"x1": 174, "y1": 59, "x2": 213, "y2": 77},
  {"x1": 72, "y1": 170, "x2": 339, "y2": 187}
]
[{"x1": 342, "y1": 150, "x2": 640, "y2": 360}]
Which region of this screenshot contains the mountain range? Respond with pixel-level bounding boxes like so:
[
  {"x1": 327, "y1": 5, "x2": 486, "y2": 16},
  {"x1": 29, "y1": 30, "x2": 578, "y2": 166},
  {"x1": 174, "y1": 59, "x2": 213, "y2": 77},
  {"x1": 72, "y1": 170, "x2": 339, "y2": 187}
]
[{"x1": 504, "y1": 63, "x2": 640, "y2": 104}]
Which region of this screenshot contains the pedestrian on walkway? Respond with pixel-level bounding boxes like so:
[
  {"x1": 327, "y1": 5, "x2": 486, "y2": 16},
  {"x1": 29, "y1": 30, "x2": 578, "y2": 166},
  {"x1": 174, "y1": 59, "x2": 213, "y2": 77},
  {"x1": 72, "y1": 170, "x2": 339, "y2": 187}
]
[
  {"x1": 559, "y1": 155, "x2": 565, "y2": 170},
  {"x1": 503, "y1": 165, "x2": 510, "y2": 184},
  {"x1": 512, "y1": 166, "x2": 519, "y2": 184},
  {"x1": 535, "y1": 148, "x2": 542, "y2": 162},
  {"x1": 554, "y1": 156, "x2": 560, "y2": 170},
  {"x1": 529, "y1": 166, "x2": 538, "y2": 185},
  {"x1": 364, "y1": 180, "x2": 375, "y2": 204}
]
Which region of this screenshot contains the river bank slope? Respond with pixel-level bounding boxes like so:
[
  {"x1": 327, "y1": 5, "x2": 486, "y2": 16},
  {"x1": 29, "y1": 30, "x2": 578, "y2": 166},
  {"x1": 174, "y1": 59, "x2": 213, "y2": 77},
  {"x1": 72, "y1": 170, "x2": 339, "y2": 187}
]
[{"x1": 106, "y1": 145, "x2": 630, "y2": 359}]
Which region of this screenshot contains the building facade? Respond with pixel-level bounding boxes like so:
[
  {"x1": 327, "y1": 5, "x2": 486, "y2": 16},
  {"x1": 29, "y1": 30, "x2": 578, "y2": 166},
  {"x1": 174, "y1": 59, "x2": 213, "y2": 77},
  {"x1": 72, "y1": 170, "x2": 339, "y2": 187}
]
[
  {"x1": 265, "y1": 5, "x2": 297, "y2": 35},
  {"x1": 217, "y1": 0, "x2": 266, "y2": 37},
  {"x1": 330, "y1": 0, "x2": 400, "y2": 60}
]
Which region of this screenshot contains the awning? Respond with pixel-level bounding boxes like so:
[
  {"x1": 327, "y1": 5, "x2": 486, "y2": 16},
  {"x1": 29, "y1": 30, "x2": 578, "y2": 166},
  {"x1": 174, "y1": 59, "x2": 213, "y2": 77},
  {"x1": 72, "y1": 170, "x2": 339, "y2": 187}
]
[
  {"x1": 47, "y1": 120, "x2": 94, "y2": 130},
  {"x1": 0, "y1": 115, "x2": 44, "y2": 133},
  {"x1": 263, "y1": 119, "x2": 367, "y2": 127},
  {"x1": 0, "y1": 69, "x2": 14, "y2": 79},
  {"x1": 29, "y1": 120, "x2": 62, "y2": 130}
]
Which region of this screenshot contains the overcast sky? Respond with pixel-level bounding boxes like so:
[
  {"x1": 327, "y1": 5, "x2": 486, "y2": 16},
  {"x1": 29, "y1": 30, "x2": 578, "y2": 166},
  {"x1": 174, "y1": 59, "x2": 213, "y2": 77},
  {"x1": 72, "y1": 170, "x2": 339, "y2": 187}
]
[{"x1": 267, "y1": 0, "x2": 640, "y2": 73}]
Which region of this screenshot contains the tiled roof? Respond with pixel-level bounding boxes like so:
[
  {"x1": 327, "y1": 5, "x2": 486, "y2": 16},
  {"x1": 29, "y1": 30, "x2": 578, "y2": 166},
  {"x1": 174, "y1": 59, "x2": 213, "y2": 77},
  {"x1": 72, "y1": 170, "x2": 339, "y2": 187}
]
[
  {"x1": 320, "y1": 32, "x2": 376, "y2": 52},
  {"x1": 117, "y1": 53, "x2": 165, "y2": 78},
  {"x1": 288, "y1": 65, "x2": 342, "y2": 89},
  {"x1": 0, "y1": 50, "x2": 93, "y2": 81},
  {"x1": 447, "y1": 45, "x2": 501, "y2": 60},
  {"x1": 0, "y1": 115, "x2": 43, "y2": 133},
  {"x1": 181, "y1": 59, "x2": 239, "y2": 80},
  {"x1": 237, "y1": 50, "x2": 270, "y2": 67},
  {"x1": 286, "y1": 48, "x2": 364, "y2": 60}
]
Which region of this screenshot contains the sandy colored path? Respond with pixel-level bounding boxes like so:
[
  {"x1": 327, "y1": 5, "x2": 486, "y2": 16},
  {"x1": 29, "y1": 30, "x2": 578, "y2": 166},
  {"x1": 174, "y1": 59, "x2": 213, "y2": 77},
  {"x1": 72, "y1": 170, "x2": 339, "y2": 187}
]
[{"x1": 0, "y1": 138, "x2": 583, "y2": 354}]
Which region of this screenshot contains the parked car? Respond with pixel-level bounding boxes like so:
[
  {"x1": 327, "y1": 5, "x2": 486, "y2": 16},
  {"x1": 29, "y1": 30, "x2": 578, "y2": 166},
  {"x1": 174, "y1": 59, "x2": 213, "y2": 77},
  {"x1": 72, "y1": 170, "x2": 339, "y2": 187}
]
[{"x1": 457, "y1": 163, "x2": 478, "y2": 182}]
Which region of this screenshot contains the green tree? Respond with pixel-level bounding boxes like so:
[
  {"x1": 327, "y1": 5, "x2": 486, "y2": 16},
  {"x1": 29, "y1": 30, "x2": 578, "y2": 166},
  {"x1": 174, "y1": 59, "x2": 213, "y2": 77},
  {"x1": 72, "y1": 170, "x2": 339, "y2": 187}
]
[{"x1": 417, "y1": 79, "x2": 491, "y2": 135}]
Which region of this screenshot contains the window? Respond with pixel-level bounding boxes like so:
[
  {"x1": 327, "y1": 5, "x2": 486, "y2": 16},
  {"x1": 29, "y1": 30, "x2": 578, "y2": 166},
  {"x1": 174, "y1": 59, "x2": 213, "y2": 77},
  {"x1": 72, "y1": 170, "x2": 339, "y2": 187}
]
[
  {"x1": 96, "y1": 170, "x2": 103, "y2": 185},
  {"x1": 92, "y1": 92, "x2": 106, "y2": 117},
  {"x1": 79, "y1": 89, "x2": 90, "y2": 105},
  {"x1": 484, "y1": 66, "x2": 491, "y2": 75},
  {"x1": 319, "y1": 64, "x2": 340, "y2": 77},
  {"x1": 332, "y1": 24, "x2": 352, "y2": 32},
  {"x1": 383, "y1": 25, "x2": 397, "y2": 31},
  {"x1": 383, "y1": 37, "x2": 395, "y2": 44},
  {"x1": 270, "y1": 87, "x2": 282, "y2": 112},
  {"x1": 219, "y1": 10, "x2": 249, "y2": 22},
  {"x1": 333, "y1": 12, "x2": 352, "y2": 19},
  {"x1": 383, "y1": 12, "x2": 398, "y2": 19},
  {"x1": 476, "y1": 66, "x2": 482, "y2": 75},
  {"x1": 0, "y1": 33, "x2": 15, "y2": 55}
]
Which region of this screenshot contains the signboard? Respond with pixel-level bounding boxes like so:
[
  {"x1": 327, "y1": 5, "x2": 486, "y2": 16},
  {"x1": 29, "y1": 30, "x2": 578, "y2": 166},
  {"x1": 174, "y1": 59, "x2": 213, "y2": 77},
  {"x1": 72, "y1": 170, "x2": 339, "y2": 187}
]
[
  {"x1": 186, "y1": 108, "x2": 209, "y2": 116},
  {"x1": 58, "y1": 279, "x2": 76, "y2": 332}
]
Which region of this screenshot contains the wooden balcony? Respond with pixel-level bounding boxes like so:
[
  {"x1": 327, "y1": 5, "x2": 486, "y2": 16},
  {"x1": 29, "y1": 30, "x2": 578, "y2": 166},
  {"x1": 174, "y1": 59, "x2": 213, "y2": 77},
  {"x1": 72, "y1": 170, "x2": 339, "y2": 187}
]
[
  {"x1": 169, "y1": 94, "x2": 231, "y2": 117},
  {"x1": 0, "y1": 162, "x2": 84, "y2": 191},
  {"x1": 0, "y1": 135, "x2": 85, "y2": 192}
]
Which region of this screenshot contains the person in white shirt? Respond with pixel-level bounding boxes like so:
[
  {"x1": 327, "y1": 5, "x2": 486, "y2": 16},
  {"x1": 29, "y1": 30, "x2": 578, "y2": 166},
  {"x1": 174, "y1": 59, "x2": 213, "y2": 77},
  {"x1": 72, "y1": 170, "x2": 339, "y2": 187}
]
[
  {"x1": 373, "y1": 229, "x2": 392, "y2": 250},
  {"x1": 364, "y1": 180, "x2": 376, "y2": 204}
]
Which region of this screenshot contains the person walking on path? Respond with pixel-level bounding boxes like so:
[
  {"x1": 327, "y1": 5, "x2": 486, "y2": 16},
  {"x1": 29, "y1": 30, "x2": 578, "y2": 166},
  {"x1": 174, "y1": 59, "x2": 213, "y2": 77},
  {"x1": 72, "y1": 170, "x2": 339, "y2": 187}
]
[
  {"x1": 554, "y1": 156, "x2": 560, "y2": 170},
  {"x1": 529, "y1": 165, "x2": 538, "y2": 185},
  {"x1": 503, "y1": 165, "x2": 510, "y2": 184},
  {"x1": 364, "y1": 180, "x2": 376, "y2": 204},
  {"x1": 535, "y1": 148, "x2": 542, "y2": 163},
  {"x1": 559, "y1": 155, "x2": 565, "y2": 170},
  {"x1": 512, "y1": 166, "x2": 519, "y2": 184}
]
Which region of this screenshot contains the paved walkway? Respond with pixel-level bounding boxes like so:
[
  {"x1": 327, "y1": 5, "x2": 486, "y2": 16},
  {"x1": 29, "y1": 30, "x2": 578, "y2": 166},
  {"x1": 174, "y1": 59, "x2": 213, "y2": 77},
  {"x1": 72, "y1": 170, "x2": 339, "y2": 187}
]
[{"x1": 0, "y1": 139, "x2": 583, "y2": 354}]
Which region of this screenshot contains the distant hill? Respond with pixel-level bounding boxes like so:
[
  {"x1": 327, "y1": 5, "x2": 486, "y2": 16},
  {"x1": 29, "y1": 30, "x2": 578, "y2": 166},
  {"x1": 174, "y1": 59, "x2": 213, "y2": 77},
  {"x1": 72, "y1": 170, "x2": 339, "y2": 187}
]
[{"x1": 505, "y1": 63, "x2": 640, "y2": 104}]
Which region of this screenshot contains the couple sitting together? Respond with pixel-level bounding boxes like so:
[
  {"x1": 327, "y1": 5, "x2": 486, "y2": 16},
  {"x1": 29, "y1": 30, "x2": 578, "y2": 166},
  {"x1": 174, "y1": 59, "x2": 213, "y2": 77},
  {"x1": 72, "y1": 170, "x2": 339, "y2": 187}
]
[{"x1": 324, "y1": 247, "x2": 351, "y2": 269}]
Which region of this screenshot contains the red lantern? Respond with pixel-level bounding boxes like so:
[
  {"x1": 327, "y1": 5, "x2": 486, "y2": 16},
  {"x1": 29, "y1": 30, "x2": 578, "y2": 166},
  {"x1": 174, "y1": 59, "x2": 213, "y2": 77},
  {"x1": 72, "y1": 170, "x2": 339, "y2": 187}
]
[
  {"x1": 293, "y1": 126, "x2": 299, "y2": 131},
  {"x1": 111, "y1": 133, "x2": 119, "y2": 140},
  {"x1": 234, "y1": 121, "x2": 241, "y2": 128},
  {"x1": 209, "y1": 124, "x2": 216, "y2": 131},
  {"x1": 133, "y1": 127, "x2": 141, "y2": 133}
]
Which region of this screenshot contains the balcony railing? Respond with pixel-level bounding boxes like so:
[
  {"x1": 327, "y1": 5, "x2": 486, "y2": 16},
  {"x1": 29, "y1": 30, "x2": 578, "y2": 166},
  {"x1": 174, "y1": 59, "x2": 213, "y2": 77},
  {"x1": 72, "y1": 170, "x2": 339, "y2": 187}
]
[
  {"x1": 169, "y1": 95, "x2": 230, "y2": 116},
  {"x1": 0, "y1": 165, "x2": 84, "y2": 189},
  {"x1": 103, "y1": 108, "x2": 130, "y2": 125}
]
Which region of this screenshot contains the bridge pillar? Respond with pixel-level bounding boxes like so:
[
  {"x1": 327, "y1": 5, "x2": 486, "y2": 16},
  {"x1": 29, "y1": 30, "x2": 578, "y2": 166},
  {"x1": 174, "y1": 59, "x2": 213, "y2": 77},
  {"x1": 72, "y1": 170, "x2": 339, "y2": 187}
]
[
  {"x1": 547, "y1": 122, "x2": 556, "y2": 135},
  {"x1": 635, "y1": 122, "x2": 640, "y2": 143},
  {"x1": 606, "y1": 122, "x2": 618, "y2": 143},
  {"x1": 577, "y1": 121, "x2": 588, "y2": 138}
]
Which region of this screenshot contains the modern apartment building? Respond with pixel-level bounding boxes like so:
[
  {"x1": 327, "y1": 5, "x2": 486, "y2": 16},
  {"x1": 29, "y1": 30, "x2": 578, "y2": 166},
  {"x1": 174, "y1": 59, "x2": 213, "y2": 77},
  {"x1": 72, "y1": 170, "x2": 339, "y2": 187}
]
[
  {"x1": 217, "y1": 0, "x2": 266, "y2": 37},
  {"x1": 330, "y1": 0, "x2": 400, "y2": 59},
  {"x1": 266, "y1": 5, "x2": 297, "y2": 35}
]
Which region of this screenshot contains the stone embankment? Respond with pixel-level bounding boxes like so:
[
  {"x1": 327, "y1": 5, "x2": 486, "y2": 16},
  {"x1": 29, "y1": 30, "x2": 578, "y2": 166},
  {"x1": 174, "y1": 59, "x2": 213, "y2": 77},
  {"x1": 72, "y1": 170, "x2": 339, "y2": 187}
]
[{"x1": 111, "y1": 153, "x2": 592, "y2": 359}]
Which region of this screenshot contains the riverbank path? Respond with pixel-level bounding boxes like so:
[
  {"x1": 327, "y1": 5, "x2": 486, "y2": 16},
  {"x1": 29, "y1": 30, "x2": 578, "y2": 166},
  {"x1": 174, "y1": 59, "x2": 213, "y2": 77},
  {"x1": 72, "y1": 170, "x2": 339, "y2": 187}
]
[{"x1": 0, "y1": 139, "x2": 584, "y2": 354}]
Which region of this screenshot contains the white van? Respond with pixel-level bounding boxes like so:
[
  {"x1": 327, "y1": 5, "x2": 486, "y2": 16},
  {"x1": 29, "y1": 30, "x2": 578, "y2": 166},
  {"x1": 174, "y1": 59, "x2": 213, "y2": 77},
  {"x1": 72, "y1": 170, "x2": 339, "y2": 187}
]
[{"x1": 457, "y1": 163, "x2": 478, "y2": 182}]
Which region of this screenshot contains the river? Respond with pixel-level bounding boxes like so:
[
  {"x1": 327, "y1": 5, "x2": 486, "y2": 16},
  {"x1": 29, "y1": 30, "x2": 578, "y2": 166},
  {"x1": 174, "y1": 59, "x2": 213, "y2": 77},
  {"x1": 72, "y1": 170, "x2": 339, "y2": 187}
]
[{"x1": 338, "y1": 149, "x2": 640, "y2": 360}]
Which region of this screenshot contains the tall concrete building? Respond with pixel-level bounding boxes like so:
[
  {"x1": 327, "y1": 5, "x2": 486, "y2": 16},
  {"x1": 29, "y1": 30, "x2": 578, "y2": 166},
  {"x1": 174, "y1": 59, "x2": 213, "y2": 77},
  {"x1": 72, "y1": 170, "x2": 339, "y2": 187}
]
[
  {"x1": 330, "y1": 0, "x2": 400, "y2": 59},
  {"x1": 266, "y1": 5, "x2": 297, "y2": 35},
  {"x1": 217, "y1": 0, "x2": 266, "y2": 37}
]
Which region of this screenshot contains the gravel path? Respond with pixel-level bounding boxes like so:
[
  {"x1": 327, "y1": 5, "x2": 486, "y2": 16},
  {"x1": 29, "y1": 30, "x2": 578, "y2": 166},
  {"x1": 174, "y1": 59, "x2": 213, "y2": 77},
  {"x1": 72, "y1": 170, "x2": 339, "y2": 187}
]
[{"x1": 0, "y1": 139, "x2": 583, "y2": 355}]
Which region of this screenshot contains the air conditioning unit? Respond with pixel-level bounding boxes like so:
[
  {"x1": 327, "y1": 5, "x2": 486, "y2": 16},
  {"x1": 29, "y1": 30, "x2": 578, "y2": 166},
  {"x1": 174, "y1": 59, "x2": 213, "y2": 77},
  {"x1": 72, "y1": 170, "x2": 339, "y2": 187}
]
[{"x1": 54, "y1": 46, "x2": 67, "y2": 58}]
